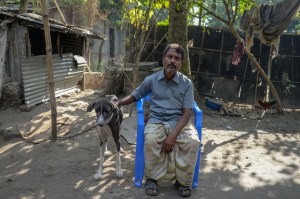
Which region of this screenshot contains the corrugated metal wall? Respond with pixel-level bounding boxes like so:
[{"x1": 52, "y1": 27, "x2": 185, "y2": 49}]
[{"x1": 21, "y1": 53, "x2": 86, "y2": 107}]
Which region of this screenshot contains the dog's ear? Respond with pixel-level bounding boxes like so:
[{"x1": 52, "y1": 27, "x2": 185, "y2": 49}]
[{"x1": 87, "y1": 102, "x2": 95, "y2": 112}]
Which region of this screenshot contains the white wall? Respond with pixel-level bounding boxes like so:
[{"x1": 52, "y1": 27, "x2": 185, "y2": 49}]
[{"x1": 91, "y1": 21, "x2": 126, "y2": 71}]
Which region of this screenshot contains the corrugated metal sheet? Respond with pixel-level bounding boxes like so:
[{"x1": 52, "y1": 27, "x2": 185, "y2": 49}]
[
  {"x1": 21, "y1": 54, "x2": 86, "y2": 107},
  {"x1": 0, "y1": 9, "x2": 104, "y2": 40}
]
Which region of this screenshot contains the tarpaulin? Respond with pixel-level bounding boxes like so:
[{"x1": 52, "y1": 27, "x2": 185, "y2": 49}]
[{"x1": 240, "y1": 0, "x2": 300, "y2": 58}]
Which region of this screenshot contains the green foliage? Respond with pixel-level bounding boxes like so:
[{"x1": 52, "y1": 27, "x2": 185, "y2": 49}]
[
  {"x1": 123, "y1": 0, "x2": 168, "y2": 29},
  {"x1": 287, "y1": 14, "x2": 300, "y2": 33},
  {"x1": 237, "y1": 0, "x2": 256, "y2": 14},
  {"x1": 30, "y1": 0, "x2": 41, "y2": 14},
  {"x1": 189, "y1": 0, "x2": 231, "y2": 27},
  {"x1": 100, "y1": 0, "x2": 123, "y2": 26},
  {"x1": 57, "y1": 0, "x2": 87, "y2": 5},
  {"x1": 187, "y1": 0, "x2": 300, "y2": 31}
]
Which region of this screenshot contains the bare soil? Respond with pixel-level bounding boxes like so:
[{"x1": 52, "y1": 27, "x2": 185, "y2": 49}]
[{"x1": 0, "y1": 90, "x2": 300, "y2": 199}]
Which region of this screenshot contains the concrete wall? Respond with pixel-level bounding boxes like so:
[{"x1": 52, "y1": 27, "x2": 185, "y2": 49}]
[{"x1": 82, "y1": 72, "x2": 104, "y2": 90}]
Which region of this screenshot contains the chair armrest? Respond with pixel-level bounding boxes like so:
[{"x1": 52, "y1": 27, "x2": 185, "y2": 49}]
[
  {"x1": 136, "y1": 98, "x2": 145, "y2": 135},
  {"x1": 193, "y1": 102, "x2": 203, "y2": 141}
]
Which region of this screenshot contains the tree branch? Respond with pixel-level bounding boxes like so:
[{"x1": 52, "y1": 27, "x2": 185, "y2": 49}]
[
  {"x1": 222, "y1": 0, "x2": 232, "y2": 24},
  {"x1": 192, "y1": 0, "x2": 229, "y2": 26},
  {"x1": 53, "y1": 0, "x2": 66, "y2": 23}
]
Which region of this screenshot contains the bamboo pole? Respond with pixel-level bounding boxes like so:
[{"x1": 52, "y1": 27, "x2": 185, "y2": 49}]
[
  {"x1": 229, "y1": 27, "x2": 283, "y2": 113},
  {"x1": 41, "y1": 0, "x2": 58, "y2": 140},
  {"x1": 53, "y1": 0, "x2": 66, "y2": 23}
]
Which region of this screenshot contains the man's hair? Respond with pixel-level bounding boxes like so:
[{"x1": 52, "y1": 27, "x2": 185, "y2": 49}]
[{"x1": 163, "y1": 43, "x2": 184, "y2": 60}]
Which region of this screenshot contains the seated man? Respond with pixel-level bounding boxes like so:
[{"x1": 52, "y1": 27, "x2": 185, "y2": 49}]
[{"x1": 117, "y1": 43, "x2": 200, "y2": 197}]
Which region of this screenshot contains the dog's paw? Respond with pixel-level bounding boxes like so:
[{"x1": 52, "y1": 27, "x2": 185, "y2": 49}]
[
  {"x1": 94, "y1": 172, "x2": 103, "y2": 180},
  {"x1": 116, "y1": 170, "x2": 123, "y2": 178}
]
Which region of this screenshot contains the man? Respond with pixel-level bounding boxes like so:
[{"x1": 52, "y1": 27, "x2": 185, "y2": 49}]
[{"x1": 117, "y1": 43, "x2": 200, "y2": 197}]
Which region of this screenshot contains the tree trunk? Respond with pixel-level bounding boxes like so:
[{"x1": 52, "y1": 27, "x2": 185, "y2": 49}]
[
  {"x1": 198, "y1": 0, "x2": 204, "y2": 26},
  {"x1": 19, "y1": 0, "x2": 28, "y2": 14},
  {"x1": 168, "y1": 0, "x2": 202, "y2": 101},
  {"x1": 85, "y1": 0, "x2": 97, "y2": 68},
  {"x1": 41, "y1": 0, "x2": 58, "y2": 140},
  {"x1": 168, "y1": 0, "x2": 191, "y2": 79},
  {"x1": 87, "y1": 0, "x2": 97, "y2": 27}
]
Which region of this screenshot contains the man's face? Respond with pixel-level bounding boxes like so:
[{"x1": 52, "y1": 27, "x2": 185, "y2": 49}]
[{"x1": 162, "y1": 48, "x2": 182, "y2": 80}]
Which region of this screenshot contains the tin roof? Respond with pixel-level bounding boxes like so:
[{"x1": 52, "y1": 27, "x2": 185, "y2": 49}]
[{"x1": 0, "y1": 8, "x2": 104, "y2": 40}]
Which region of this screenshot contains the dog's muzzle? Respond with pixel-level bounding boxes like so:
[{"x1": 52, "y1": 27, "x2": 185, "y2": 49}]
[{"x1": 97, "y1": 115, "x2": 105, "y2": 127}]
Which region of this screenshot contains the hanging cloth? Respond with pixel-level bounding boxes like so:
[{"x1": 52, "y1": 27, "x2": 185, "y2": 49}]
[
  {"x1": 232, "y1": 40, "x2": 245, "y2": 65},
  {"x1": 240, "y1": 0, "x2": 300, "y2": 58}
]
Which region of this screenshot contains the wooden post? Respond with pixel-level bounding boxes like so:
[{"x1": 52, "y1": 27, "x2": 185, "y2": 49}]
[{"x1": 41, "y1": 0, "x2": 57, "y2": 140}]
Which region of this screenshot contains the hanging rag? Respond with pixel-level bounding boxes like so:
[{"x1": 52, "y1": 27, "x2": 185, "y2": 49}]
[
  {"x1": 240, "y1": 0, "x2": 300, "y2": 59},
  {"x1": 232, "y1": 40, "x2": 245, "y2": 65}
]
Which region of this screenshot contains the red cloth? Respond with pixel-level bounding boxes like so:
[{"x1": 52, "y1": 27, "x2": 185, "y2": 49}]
[{"x1": 232, "y1": 40, "x2": 245, "y2": 65}]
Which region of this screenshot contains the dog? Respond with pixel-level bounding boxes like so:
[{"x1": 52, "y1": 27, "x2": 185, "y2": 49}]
[{"x1": 87, "y1": 95, "x2": 123, "y2": 180}]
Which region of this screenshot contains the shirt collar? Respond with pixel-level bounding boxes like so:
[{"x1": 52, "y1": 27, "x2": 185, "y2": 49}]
[{"x1": 158, "y1": 69, "x2": 180, "y2": 84}]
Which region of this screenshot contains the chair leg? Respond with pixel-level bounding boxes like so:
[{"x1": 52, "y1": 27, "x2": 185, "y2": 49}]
[
  {"x1": 134, "y1": 144, "x2": 144, "y2": 187},
  {"x1": 134, "y1": 124, "x2": 145, "y2": 188},
  {"x1": 192, "y1": 148, "x2": 201, "y2": 188}
]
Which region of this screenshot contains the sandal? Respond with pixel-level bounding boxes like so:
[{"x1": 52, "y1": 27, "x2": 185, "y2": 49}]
[
  {"x1": 145, "y1": 179, "x2": 158, "y2": 196},
  {"x1": 175, "y1": 181, "x2": 191, "y2": 197}
]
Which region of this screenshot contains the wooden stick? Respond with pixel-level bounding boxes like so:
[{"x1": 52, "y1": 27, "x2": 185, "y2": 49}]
[{"x1": 41, "y1": 0, "x2": 58, "y2": 140}]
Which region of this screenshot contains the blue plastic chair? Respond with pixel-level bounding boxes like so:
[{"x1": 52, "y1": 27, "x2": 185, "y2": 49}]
[{"x1": 134, "y1": 95, "x2": 203, "y2": 188}]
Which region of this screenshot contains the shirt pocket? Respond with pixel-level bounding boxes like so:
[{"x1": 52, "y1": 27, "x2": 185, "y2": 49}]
[{"x1": 172, "y1": 93, "x2": 184, "y2": 108}]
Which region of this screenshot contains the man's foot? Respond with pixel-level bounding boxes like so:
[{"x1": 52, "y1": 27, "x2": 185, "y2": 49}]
[
  {"x1": 175, "y1": 181, "x2": 191, "y2": 197},
  {"x1": 145, "y1": 179, "x2": 158, "y2": 196}
]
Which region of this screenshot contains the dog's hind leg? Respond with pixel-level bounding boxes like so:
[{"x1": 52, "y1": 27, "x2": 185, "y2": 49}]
[{"x1": 94, "y1": 141, "x2": 105, "y2": 180}]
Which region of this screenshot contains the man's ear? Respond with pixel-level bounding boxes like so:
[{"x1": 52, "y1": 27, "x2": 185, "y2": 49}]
[{"x1": 87, "y1": 102, "x2": 95, "y2": 112}]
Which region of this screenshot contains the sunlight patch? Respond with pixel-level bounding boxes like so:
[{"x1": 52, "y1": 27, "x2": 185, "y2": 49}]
[{"x1": 17, "y1": 168, "x2": 30, "y2": 175}]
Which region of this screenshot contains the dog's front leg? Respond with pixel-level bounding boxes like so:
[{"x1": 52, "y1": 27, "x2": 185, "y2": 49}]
[
  {"x1": 116, "y1": 150, "x2": 123, "y2": 177},
  {"x1": 94, "y1": 143, "x2": 105, "y2": 180},
  {"x1": 99, "y1": 126, "x2": 110, "y2": 157},
  {"x1": 104, "y1": 140, "x2": 109, "y2": 157}
]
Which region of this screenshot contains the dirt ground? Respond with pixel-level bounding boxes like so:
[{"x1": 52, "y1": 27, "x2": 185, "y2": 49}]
[{"x1": 0, "y1": 90, "x2": 300, "y2": 199}]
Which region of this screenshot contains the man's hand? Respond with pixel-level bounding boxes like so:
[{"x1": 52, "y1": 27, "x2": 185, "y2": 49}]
[{"x1": 161, "y1": 132, "x2": 177, "y2": 153}]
